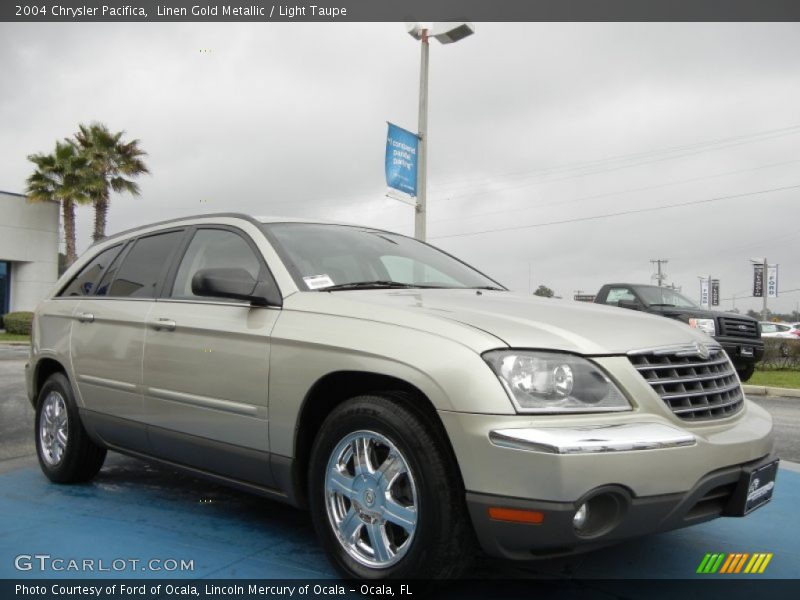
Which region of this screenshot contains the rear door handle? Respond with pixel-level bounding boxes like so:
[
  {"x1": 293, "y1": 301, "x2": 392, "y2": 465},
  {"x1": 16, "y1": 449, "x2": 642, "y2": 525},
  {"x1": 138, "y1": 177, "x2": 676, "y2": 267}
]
[
  {"x1": 150, "y1": 318, "x2": 176, "y2": 332},
  {"x1": 77, "y1": 312, "x2": 95, "y2": 323}
]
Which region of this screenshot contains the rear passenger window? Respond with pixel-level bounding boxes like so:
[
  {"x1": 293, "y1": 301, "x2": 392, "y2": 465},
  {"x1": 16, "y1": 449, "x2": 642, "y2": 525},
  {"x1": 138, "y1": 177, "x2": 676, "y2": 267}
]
[
  {"x1": 59, "y1": 245, "x2": 122, "y2": 297},
  {"x1": 170, "y1": 229, "x2": 262, "y2": 299},
  {"x1": 106, "y1": 231, "x2": 184, "y2": 298}
]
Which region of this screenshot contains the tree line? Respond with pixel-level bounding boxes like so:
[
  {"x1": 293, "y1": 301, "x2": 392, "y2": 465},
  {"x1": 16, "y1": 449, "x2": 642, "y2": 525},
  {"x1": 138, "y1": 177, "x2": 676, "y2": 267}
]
[{"x1": 26, "y1": 122, "x2": 149, "y2": 266}]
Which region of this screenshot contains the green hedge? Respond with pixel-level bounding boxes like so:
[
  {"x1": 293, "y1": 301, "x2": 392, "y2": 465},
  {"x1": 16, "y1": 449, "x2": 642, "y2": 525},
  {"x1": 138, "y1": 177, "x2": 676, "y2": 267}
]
[
  {"x1": 758, "y1": 337, "x2": 800, "y2": 369},
  {"x1": 2, "y1": 311, "x2": 34, "y2": 335}
]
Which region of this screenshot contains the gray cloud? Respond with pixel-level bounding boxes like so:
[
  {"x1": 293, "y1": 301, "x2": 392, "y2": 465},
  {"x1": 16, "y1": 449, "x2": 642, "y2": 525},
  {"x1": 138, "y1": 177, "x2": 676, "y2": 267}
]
[{"x1": 1, "y1": 21, "x2": 799, "y2": 313}]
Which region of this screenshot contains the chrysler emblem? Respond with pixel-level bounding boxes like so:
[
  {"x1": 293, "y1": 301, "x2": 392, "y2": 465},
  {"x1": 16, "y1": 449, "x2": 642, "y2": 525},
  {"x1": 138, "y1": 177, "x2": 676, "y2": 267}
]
[{"x1": 693, "y1": 342, "x2": 710, "y2": 360}]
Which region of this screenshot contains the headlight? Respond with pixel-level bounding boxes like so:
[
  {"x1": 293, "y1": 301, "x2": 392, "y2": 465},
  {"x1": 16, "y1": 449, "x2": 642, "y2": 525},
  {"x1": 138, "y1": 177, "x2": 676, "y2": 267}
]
[
  {"x1": 688, "y1": 318, "x2": 716, "y2": 336},
  {"x1": 483, "y1": 350, "x2": 631, "y2": 414}
]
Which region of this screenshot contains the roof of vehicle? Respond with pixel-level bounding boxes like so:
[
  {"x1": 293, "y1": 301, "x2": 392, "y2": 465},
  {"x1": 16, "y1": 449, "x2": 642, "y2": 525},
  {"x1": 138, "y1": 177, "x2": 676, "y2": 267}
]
[
  {"x1": 602, "y1": 283, "x2": 681, "y2": 290},
  {"x1": 603, "y1": 283, "x2": 677, "y2": 292},
  {"x1": 93, "y1": 212, "x2": 350, "y2": 247}
]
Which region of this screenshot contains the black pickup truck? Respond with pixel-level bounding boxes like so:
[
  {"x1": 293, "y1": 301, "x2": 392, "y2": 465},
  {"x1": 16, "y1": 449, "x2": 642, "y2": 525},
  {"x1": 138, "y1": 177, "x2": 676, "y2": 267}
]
[{"x1": 595, "y1": 283, "x2": 763, "y2": 381}]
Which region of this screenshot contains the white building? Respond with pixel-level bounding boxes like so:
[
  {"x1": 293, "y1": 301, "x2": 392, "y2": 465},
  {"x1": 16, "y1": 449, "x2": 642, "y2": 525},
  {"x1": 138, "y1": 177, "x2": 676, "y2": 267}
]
[{"x1": 0, "y1": 190, "x2": 60, "y2": 316}]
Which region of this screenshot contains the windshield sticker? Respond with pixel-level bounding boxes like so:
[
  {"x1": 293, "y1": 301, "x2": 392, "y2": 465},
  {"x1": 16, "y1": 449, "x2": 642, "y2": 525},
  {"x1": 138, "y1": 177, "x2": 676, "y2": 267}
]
[{"x1": 303, "y1": 274, "x2": 335, "y2": 290}]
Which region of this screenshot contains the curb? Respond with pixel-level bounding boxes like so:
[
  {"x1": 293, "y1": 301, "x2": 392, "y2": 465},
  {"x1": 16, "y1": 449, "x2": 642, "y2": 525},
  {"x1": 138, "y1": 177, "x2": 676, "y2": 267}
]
[
  {"x1": 743, "y1": 384, "x2": 800, "y2": 398},
  {"x1": 0, "y1": 342, "x2": 29, "y2": 347}
]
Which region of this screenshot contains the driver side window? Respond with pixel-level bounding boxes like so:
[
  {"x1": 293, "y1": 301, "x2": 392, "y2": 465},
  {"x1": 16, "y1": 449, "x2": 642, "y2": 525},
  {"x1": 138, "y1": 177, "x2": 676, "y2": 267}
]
[{"x1": 170, "y1": 229, "x2": 262, "y2": 300}]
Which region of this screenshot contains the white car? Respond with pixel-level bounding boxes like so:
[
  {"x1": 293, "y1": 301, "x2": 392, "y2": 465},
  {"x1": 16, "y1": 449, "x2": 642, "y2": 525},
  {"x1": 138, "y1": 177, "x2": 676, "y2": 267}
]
[{"x1": 759, "y1": 322, "x2": 800, "y2": 338}]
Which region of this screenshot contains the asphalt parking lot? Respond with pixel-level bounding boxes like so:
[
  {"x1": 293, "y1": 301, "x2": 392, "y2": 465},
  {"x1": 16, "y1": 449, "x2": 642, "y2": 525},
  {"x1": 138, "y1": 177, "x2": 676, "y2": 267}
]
[{"x1": 0, "y1": 345, "x2": 798, "y2": 581}]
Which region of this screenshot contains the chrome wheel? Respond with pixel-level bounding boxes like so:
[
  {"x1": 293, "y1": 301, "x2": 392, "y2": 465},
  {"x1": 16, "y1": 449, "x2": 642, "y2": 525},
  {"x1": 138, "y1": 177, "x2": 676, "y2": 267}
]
[
  {"x1": 324, "y1": 430, "x2": 418, "y2": 568},
  {"x1": 40, "y1": 391, "x2": 68, "y2": 466}
]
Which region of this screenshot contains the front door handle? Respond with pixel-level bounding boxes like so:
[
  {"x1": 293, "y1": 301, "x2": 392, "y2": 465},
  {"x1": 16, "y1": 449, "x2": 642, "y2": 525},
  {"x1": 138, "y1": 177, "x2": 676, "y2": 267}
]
[
  {"x1": 150, "y1": 318, "x2": 176, "y2": 332},
  {"x1": 77, "y1": 312, "x2": 95, "y2": 323}
]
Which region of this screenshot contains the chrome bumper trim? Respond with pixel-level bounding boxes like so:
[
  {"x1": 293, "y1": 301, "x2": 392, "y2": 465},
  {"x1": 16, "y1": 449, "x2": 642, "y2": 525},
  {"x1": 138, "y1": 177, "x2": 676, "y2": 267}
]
[{"x1": 489, "y1": 422, "x2": 696, "y2": 455}]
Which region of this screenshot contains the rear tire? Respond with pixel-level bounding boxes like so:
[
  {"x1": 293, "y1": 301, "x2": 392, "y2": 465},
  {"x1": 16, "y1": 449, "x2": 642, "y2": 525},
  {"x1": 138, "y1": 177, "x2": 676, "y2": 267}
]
[
  {"x1": 308, "y1": 394, "x2": 474, "y2": 579},
  {"x1": 35, "y1": 372, "x2": 106, "y2": 483}
]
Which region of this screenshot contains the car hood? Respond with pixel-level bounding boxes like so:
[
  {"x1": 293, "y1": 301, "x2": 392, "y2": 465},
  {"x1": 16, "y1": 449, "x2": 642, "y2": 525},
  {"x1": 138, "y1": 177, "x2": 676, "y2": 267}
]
[
  {"x1": 285, "y1": 288, "x2": 714, "y2": 355},
  {"x1": 648, "y1": 305, "x2": 755, "y2": 321}
]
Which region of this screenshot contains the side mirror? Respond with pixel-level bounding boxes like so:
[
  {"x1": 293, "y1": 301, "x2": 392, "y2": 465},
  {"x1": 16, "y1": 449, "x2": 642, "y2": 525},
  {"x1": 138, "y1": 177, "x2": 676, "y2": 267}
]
[
  {"x1": 191, "y1": 268, "x2": 278, "y2": 307},
  {"x1": 617, "y1": 299, "x2": 643, "y2": 311}
]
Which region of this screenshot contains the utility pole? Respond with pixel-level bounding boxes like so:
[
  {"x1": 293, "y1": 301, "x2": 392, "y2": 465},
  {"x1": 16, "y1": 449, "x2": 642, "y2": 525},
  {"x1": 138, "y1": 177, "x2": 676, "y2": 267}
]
[
  {"x1": 762, "y1": 257, "x2": 768, "y2": 321},
  {"x1": 650, "y1": 259, "x2": 669, "y2": 287},
  {"x1": 414, "y1": 28, "x2": 429, "y2": 242}
]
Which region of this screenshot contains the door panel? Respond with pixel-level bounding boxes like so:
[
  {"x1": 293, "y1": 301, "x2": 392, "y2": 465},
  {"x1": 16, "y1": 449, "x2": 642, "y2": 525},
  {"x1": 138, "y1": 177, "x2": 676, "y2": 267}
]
[
  {"x1": 68, "y1": 230, "x2": 185, "y2": 451},
  {"x1": 142, "y1": 303, "x2": 278, "y2": 481},
  {"x1": 141, "y1": 227, "x2": 280, "y2": 485},
  {"x1": 70, "y1": 298, "x2": 151, "y2": 450}
]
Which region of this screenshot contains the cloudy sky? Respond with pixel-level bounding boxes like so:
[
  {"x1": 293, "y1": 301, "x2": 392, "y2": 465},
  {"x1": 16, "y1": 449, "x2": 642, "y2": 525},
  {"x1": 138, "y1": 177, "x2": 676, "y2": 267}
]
[{"x1": 2, "y1": 22, "x2": 799, "y2": 314}]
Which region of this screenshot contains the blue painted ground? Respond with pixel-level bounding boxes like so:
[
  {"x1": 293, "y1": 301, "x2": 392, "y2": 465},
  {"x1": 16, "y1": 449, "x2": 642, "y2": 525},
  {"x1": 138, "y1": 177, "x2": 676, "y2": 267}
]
[{"x1": 0, "y1": 456, "x2": 797, "y2": 580}]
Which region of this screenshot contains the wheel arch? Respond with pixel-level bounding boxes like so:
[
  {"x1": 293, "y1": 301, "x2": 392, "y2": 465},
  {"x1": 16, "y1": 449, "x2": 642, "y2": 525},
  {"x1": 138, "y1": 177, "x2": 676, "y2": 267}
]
[
  {"x1": 291, "y1": 370, "x2": 464, "y2": 509},
  {"x1": 32, "y1": 357, "x2": 69, "y2": 407}
]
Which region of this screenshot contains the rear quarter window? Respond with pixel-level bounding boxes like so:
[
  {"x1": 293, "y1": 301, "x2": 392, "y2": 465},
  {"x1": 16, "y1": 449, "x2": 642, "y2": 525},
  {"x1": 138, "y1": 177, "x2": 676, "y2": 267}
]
[{"x1": 58, "y1": 245, "x2": 123, "y2": 297}]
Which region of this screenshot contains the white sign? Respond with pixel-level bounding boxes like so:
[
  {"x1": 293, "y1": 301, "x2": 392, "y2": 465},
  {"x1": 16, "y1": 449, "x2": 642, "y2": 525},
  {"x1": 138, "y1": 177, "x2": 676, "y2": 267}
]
[
  {"x1": 767, "y1": 265, "x2": 779, "y2": 298},
  {"x1": 303, "y1": 274, "x2": 335, "y2": 290},
  {"x1": 699, "y1": 278, "x2": 710, "y2": 308}
]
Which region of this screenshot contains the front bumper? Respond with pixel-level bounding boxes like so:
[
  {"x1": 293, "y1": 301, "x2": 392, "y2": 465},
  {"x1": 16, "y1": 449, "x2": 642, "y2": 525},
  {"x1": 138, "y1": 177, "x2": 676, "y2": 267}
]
[
  {"x1": 716, "y1": 336, "x2": 764, "y2": 363},
  {"x1": 439, "y1": 359, "x2": 774, "y2": 559},
  {"x1": 466, "y1": 453, "x2": 777, "y2": 560}
]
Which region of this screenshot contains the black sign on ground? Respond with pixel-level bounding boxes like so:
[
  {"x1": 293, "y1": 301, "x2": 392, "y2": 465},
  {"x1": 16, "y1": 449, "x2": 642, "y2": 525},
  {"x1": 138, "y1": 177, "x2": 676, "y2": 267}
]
[
  {"x1": 574, "y1": 294, "x2": 596, "y2": 302},
  {"x1": 711, "y1": 279, "x2": 720, "y2": 307}
]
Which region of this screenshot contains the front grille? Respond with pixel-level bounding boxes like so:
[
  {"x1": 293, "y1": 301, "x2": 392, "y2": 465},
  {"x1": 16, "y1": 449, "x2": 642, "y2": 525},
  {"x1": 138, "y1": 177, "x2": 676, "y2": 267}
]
[
  {"x1": 629, "y1": 346, "x2": 744, "y2": 421},
  {"x1": 718, "y1": 317, "x2": 759, "y2": 339}
]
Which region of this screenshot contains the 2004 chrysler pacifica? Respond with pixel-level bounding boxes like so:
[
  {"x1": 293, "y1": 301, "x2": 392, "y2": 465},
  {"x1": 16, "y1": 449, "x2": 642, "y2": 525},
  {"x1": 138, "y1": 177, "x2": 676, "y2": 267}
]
[{"x1": 27, "y1": 214, "x2": 778, "y2": 579}]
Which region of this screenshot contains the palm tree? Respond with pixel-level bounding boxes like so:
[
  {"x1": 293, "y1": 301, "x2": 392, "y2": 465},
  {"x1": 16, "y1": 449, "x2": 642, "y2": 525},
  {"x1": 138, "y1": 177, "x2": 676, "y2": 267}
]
[
  {"x1": 26, "y1": 142, "x2": 92, "y2": 266},
  {"x1": 73, "y1": 122, "x2": 149, "y2": 242}
]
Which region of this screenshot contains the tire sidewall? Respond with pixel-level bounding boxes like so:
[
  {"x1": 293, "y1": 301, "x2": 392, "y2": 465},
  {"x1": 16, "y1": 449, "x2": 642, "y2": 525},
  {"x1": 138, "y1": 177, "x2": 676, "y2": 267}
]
[
  {"x1": 309, "y1": 398, "x2": 451, "y2": 579},
  {"x1": 35, "y1": 373, "x2": 82, "y2": 482}
]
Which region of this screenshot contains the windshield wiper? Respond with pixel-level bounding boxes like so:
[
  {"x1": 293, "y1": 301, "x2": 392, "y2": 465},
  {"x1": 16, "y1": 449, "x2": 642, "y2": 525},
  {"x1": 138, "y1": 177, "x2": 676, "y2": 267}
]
[
  {"x1": 649, "y1": 303, "x2": 677, "y2": 307},
  {"x1": 322, "y1": 280, "x2": 417, "y2": 291},
  {"x1": 322, "y1": 281, "x2": 463, "y2": 291},
  {"x1": 471, "y1": 285, "x2": 505, "y2": 291}
]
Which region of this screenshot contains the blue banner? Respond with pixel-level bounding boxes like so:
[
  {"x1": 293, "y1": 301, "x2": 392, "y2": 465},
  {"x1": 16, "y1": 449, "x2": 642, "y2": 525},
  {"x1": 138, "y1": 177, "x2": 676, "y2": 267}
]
[{"x1": 385, "y1": 123, "x2": 418, "y2": 196}]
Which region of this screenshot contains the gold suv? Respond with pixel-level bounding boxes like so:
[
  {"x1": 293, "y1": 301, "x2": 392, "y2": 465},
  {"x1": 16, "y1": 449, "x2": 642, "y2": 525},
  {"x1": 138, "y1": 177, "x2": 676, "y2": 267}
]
[{"x1": 27, "y1": 214, "x2": 777, "y2": 579}]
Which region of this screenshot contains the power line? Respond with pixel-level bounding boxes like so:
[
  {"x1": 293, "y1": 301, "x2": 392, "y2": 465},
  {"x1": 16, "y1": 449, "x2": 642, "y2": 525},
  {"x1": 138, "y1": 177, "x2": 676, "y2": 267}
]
[
  {"x1": 432, "y1": 131, "x2": 800, "y2": 203},
  {"x1": 431, "y1": 183, "x2": 800, "y2": 240},
  {"x1": 429, "y1": 123, "x2": 800, "y2": 192},
  {"x1": 429, "y1": 158, "x2": 800, "y2": 225}
]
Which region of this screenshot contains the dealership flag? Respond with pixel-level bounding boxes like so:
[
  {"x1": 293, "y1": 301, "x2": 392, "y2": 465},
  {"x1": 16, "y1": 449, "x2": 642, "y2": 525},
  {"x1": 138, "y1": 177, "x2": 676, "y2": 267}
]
[
  {"x1": 753, "y1": 264, "x2": 764, "y2": 298},
  {"x1": 767, "y1": 265, "x2": 779, "y2": 298},
  {"x1": 711, "y1": 279, "x2": 720, "y2": 307},
  {"x1": 385, "y1": 123, "x2": 418, "y2": 196},
  {"x1": 700, "y1": 278, "x2": 710, "y2": 308}
]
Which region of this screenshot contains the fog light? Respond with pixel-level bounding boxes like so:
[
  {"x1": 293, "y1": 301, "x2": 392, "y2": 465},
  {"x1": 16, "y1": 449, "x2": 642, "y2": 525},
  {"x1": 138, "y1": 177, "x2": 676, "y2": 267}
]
[{"x1": 573, "y1": 503, "x2": 588, "y2": 530}]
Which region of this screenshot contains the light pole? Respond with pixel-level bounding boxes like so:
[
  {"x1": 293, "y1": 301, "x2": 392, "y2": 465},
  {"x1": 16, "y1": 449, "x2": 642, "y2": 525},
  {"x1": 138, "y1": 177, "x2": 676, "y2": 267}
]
[{"x1": 407, "y1": 22, "x2": 475, "y2": 241}]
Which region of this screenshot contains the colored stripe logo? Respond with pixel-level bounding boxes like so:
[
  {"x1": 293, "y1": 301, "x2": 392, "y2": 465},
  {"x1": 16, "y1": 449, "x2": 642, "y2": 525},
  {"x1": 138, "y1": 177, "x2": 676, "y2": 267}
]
[{"x1": 697, "y1": 553, "x2": 773, "y2": 574}]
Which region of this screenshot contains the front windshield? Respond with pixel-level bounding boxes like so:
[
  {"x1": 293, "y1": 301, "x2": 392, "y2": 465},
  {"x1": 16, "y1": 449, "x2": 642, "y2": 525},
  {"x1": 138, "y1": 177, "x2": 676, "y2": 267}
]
[
  {"x1": 262, "y1": 222, "x2": 503, "y2": 291},
  {"x1": 636, "y1": 286, "x2": 699, "y2": 308}
]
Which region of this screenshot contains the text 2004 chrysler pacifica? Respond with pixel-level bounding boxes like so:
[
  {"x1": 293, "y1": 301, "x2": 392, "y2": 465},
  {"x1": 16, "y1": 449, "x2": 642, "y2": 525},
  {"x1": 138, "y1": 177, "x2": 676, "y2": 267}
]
[{"x1": 27, "y1": 214, "x2": 777, "y2": 579}]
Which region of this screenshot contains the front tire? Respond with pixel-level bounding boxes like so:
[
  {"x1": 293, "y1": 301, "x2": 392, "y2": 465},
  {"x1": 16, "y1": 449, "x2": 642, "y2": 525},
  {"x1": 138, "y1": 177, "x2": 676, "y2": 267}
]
[
  {"x1": 308, "y1": 394, "x2": 474, "y2": 579},
  {"x1": 736, "y1": 362, "x2": 755, "y2": 382},
  {"x1": 35, "y1": 372, "x2": 106, "y2": 483}
]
